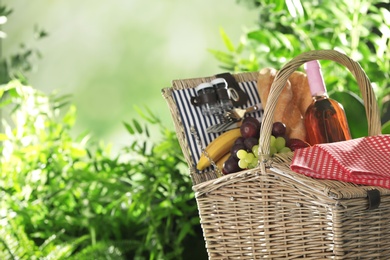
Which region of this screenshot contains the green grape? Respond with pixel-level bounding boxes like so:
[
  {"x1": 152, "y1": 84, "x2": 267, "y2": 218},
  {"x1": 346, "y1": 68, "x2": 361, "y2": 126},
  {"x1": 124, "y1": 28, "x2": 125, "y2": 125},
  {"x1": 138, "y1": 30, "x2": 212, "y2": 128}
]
[
  {"x1": 248, "y1": 162, "x2": 257, "y2": 169},
  {"x1": 275, "y1": 136, "x2": 286, "y2": 152},
  {"x1": 279, "y1": 147, "x2": 292, "y2": 153},
  {"x1": 244, "y1": 152, "x2": 255, "y2": 163},
  {"x1": 252, "y1": 144, "x2": 259, "y2": 156},
  {"x1": 270, "y1": 135, "x2": 276, "y2": 147},
  {"x1": 236, "y1": 149, "x2": 247, "y2": 160},
  {"x1": 238, "y1": 159, "x2": 248, "y2": 169},
  {"x1": 270, "y1": 146, "x2": 277, "y2": 156},
  {"x1": 249, "y1": 156, "x2": 258, "y2": 168}
]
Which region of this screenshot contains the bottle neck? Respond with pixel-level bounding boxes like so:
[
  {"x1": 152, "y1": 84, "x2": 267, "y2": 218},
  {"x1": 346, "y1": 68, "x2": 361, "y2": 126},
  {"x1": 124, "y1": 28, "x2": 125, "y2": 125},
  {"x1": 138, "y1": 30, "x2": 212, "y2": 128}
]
[
  {"x1": 304, "y1": 60, "x2": 327, "y2": 97},
  {"x1": 312, "y1": 93, "x2": 329, "y2": 102}
]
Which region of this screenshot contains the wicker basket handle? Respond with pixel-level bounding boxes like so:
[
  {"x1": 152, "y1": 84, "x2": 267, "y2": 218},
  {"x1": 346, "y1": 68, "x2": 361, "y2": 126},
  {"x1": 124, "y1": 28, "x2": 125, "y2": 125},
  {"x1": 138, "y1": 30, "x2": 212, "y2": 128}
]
[{"x1": 258, "y1": 49, "x2": 382, "y2": 163}]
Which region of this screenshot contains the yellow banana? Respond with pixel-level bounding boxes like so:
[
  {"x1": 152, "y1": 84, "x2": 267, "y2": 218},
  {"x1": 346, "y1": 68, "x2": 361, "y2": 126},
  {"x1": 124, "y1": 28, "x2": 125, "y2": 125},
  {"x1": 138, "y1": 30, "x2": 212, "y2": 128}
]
[
  {"x1": 215, "y1": 152, "x2": 231, "y2": 172},
  {"x1": 196, "y1": 128, "x2": 241, "y2": 171}
]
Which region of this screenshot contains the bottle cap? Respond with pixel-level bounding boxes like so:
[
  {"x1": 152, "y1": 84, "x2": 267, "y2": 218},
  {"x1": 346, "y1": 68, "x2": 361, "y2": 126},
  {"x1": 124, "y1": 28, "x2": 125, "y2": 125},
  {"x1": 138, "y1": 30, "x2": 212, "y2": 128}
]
[
  {"x1": 304, "y1": 60, "x2": 327, "y2": 96},
  {"x1": 195, "y1": 82, "x2": 214, "y2": 92},
  {"x1": 211, "y1": 78, "x2": 227, "y2": 87}
]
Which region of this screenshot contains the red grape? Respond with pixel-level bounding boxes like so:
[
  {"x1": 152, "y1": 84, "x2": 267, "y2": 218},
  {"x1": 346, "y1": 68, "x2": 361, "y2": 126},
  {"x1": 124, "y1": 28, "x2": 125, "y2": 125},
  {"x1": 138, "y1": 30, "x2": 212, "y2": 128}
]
[
  {"x1": 244, "y1": 137, "x2": 259, "y2": 150},
  {"x1": 222, "y1": 156, "x2": 240, "y2": 174},
  {"x1": 272, "y1": 121, "x2": 286, "y2": 137},
  {"x1": 231, "y1": 143, "x2": 246, "y2": 159},
  {"x1": 234, "y1": 136, "x2": 245, "y2": 146},
  {"x1": 286, "y1": 138, "x2": 310, "y2": 151},
  {"x1": 240, "y1": 117, "x2": 261, "y2": 139}
]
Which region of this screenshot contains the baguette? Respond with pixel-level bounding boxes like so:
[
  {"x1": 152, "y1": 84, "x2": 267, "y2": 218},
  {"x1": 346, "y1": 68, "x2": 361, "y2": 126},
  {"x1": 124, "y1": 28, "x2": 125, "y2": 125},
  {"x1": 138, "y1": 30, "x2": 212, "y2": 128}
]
[
  {"x1": 257, "y1": 68, "x2": 312, "y2": 141},
  {"x1": 288, "y1": 71, "x2": 312, "y2": 116}
]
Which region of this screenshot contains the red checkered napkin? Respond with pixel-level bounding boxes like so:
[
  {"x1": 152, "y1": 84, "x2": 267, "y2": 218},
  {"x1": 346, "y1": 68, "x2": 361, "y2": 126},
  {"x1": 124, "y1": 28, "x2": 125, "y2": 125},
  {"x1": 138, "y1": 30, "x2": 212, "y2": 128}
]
[{"x1": 290, "y1": 135, "x2": 390, "y2": 189}]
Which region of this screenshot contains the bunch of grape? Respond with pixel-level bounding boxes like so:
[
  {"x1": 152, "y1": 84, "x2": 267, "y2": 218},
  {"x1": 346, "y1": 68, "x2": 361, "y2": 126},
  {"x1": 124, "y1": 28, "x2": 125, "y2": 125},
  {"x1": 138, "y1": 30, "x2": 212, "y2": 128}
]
[
  {"x1": 222, "y1": 117, "x2": 261, "y2": 174},
  {"x1": 223, "y1": 118, "x2": 293, "y2": 175},
  {"x1": 269, "y1": 121, "x2": 291, "y2": 156}
]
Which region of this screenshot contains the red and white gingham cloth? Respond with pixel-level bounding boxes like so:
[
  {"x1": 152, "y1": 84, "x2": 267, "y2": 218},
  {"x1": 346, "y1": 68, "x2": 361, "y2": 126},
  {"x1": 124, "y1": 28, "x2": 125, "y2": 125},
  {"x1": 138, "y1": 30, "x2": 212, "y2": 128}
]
[{"x1": 290, "y1": 135, "x2": 390, "y2": 189}]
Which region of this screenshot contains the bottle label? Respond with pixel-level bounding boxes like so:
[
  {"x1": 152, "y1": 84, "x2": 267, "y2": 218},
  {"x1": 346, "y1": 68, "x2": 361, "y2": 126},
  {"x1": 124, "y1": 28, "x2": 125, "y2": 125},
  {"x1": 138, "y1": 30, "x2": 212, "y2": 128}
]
[{"x1": 304, "y1": 60, "x2": 327, "y2": 96}]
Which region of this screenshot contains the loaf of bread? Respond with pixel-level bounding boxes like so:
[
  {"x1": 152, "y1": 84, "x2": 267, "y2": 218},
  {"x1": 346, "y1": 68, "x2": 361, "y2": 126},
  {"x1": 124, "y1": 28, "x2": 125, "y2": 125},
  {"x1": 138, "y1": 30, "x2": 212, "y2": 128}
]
[
  {"x1": 257, "y1": 68, "x2": 312, "y2": 141},
  {"x1": 288, "y1": 71, "x2": 313, "y2": 116}
]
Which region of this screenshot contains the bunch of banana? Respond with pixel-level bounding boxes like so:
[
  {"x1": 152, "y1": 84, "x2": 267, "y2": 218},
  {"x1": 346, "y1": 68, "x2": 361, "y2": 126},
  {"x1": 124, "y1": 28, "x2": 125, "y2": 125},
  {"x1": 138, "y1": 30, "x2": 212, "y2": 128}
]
[{"x1": 196, "y1": 128, "x2": 241, "y2": 171}]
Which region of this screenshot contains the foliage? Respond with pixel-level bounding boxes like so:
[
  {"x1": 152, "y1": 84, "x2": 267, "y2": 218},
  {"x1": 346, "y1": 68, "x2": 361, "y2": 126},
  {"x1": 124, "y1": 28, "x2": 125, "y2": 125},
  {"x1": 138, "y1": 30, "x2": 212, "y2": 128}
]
[
  {"x1": 0, "y1": 81, "x2": 204, "y2": 259},
  {"x1": 211, "y1": 0, "x2": 390, "y2": 132},
  {"x1": 0, "y1": 4, "x2": 47, "y2": 85}
]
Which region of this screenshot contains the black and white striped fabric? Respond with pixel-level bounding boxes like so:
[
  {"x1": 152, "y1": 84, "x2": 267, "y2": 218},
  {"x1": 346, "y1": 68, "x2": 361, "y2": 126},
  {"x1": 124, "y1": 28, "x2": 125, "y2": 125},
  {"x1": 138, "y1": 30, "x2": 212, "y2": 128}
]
[{"x1": 172, "y1": 80, "x2": 263, "y2": 172}]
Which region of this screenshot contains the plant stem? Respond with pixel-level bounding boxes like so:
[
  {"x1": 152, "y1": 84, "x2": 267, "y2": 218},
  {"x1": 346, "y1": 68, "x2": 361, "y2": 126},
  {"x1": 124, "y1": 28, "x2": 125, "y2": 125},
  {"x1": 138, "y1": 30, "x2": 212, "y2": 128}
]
[{"x1": 350, "y1": 0, "x2": 365, "y2": 59}]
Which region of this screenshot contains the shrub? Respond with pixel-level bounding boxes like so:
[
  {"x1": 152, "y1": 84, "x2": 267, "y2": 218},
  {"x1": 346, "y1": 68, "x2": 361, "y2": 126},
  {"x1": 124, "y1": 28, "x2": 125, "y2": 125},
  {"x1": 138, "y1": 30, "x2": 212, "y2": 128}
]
[
  {"x1": 0, "y1": 81, "x2": 204, "y2": 259},
  {"x1": 211, "y1": 0, "x2": 390, "y2": 131}
]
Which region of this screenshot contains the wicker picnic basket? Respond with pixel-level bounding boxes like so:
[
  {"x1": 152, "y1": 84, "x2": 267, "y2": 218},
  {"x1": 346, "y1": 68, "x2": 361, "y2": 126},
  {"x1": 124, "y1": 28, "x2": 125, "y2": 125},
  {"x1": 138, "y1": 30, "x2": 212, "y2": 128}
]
[{"x1": 162, "y1": 50, "x2": 390, "y2": 259}]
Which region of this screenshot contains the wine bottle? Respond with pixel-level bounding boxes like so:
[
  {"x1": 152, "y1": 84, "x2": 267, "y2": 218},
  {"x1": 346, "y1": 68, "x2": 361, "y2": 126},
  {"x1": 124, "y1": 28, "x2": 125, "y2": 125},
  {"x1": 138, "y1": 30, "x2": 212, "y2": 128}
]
[{"x1": 304, "y1": 60, "x2": 352, "y2": 145}]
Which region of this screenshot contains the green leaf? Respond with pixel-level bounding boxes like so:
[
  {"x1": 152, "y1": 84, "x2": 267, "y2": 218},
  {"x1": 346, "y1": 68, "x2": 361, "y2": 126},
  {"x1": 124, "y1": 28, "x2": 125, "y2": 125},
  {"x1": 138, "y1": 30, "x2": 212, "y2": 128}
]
[
  {"x1": 219, "y1": 27, "x2": 235, "y2": 52},
  {"x1": 382, "y1": 120, "x2": 390, "y2": 134},
  {"x1": 62, "y1": 105, "x2": 76, "y2": 126},
  {"x1": 7, "y1": 86, "x2": 18, "y2": 98},
  {"x1": 0, "y1": 96, "x2": 12, "y2": 108},
  {"x1": 70, "y1": 146, "x2": 87, "y2": 158},
  {"x1": 133, "y1": 105, "x2": 159, "y2": 124},
  {"x1": 132, "y1": 119, "x2": 143, "y2": 134},
  {"x1": 273, "y1": 31, "x2": 293, "y2": 51},
  {"x1": 247, "y1": 30, "x2": 269, "y2": 42},
  {"x1": 208, "y1": 49, "x2": 235, "y2": 66},
  {"x1": 123, "y1": 121, "x2": 135, "y2": 134},
  {"x1": 53, "y1": 93, "x2": 72, "y2": 103},
  {"x1": 329, "y1": 90, "x2": 368, "y2": 138},
  {"x1": 177, "y1": 222, "x2": 193, "y2": 244},
  {"x1": 236, "y1": 41, "x2": 245, "y2": 54}
]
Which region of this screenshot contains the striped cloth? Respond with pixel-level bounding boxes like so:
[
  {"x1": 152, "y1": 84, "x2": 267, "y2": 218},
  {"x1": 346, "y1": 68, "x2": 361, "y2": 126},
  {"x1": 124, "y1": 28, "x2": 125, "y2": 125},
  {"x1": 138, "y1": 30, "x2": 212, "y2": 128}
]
[
  {"x1": 290, "y1": 135, "x2": 390, "y2": 188},
  {"x1": 172, "y1": 80, "x2": 263, "y2": 172}
]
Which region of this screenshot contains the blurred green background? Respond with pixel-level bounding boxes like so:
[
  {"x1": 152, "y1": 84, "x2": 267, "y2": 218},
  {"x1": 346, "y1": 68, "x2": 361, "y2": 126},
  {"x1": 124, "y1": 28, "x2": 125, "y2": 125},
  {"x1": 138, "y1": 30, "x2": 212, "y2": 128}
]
[
  {"x1": 2, "y1": 1, "x2": 389, "y2": 258},
  {"x1": 3, "y1": 0, "x2": 257, "y2": 148}
]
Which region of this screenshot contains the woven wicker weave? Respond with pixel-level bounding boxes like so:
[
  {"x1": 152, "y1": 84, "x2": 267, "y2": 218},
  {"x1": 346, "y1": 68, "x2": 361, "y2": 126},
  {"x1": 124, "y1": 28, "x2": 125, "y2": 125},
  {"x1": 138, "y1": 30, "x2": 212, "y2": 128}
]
[{"x1": 162, "y1": 50, "x2": 390, "y2": 259}]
